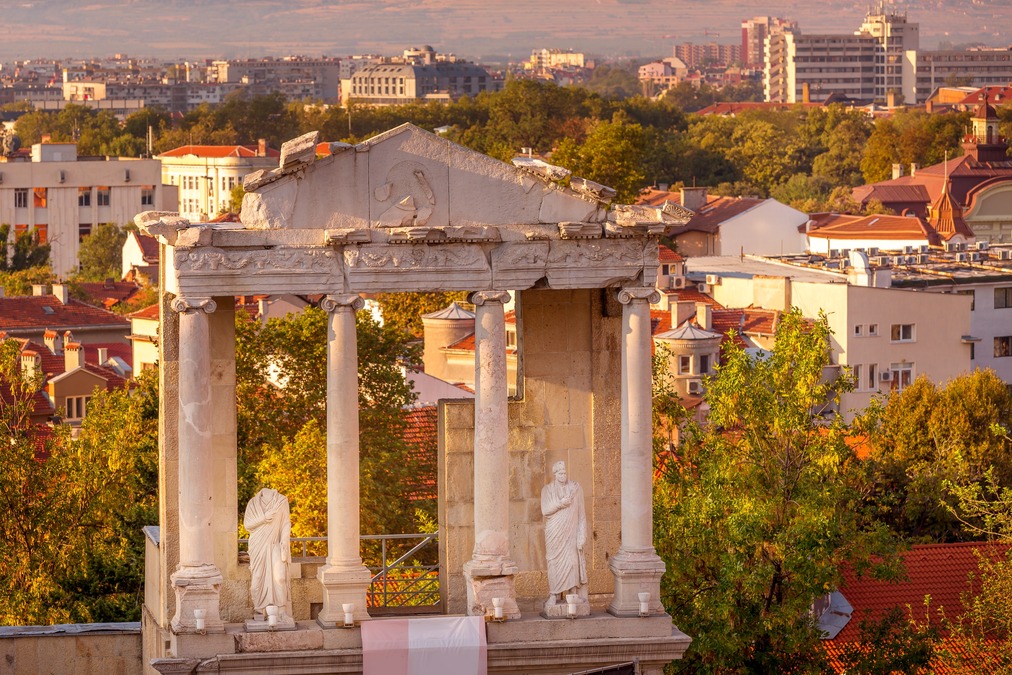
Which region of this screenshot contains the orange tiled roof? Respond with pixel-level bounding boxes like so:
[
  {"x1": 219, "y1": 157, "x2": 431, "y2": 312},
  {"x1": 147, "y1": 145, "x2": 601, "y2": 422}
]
[
  {"x1": 806, "y1": 212, "x2": 939, "y2": 243},
  {"x1": 668, "y1": 197, "x2": 764, "y2": 236},
  {"x1": 0, "y1": 296, "x2": 128, "y2": 331},
  {"x1": 76, "y1": 280, "x2": 142, "y2": 308},
  {"x1": 157, "y1": 144, "x2": 280, "y2": 159},
  {"x1": 402, "y1": 405, "x2": 437, "y2": 502},
  {"x1": 658, "y1": 245, "x2": 683, "y2": 263},
  {"x1": 128, "y1": 304, "x2": 160, "y2": 320},
  {"x1": 957, "y1": 85, "x2": 1012, "y2": 109}
]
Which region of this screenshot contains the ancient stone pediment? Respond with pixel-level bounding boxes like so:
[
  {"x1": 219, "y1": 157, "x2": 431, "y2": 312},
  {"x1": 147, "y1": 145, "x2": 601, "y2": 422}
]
[{"x1": 241, "y1": 124, "x2": 628, "y2": 237}]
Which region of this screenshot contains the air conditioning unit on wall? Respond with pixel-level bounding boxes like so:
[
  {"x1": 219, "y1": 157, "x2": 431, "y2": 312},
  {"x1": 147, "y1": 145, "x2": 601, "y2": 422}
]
[{"x1": 687, "y1": 380, "x2": 703, "y2": 395}]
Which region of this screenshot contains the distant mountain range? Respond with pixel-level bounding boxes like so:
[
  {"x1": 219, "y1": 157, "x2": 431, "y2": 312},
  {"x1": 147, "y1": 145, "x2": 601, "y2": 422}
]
[{"x1": 2, "y1": 0, "x2": 1008, "y2": 62}]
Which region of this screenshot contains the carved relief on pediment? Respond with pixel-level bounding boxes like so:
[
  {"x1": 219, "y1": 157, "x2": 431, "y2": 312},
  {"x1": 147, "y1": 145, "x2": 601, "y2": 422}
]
[{"x1": 373, "y1": 161, "x2": 438, "y2": 228}]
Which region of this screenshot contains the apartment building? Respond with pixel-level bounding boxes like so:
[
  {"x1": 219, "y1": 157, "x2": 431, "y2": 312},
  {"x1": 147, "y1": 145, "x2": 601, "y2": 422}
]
[
  {"x1": 0, "y1": 143, "x2": 174, "y2": 277},
  {"x1": 156, "y1": 141, "x2": 279, "y2": 221},
  {"x1": 341, "y1": 47, "x2": 502, "y2": 106},
  {"x1": 916, "y1": 50, "x2": 1012, "y2": 100},
  {"x1": 209, "y1": 57, "x2": 342, "y2": 102},
  {"x1": 528, "y1": 49, "x2": 585, "y2": 70},
  {"x1": 741, "y1": 17, "x2": 796, "y2": 70}
]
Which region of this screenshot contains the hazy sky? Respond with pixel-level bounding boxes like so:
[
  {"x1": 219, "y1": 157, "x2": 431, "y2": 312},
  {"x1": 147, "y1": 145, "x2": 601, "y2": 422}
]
[{"x1": 3, "y1": 0, "x2": 1009, "y2": 62}]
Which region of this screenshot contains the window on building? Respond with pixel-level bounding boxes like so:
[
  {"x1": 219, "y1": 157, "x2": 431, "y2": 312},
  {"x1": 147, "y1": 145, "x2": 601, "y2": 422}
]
[
  {"x1": 890, "y1": 323, "x2": 914, "y2": 342},
  {"x1": 854, "y1": 324, "x2": 863, "y2": 336},
  {"x1": 97, "y1": 187, "x2": 110, "y2": 206},
  {"x1": 78, "y1": 187, "x2": 91, "y2": 206},
  {"x1": 868, "y1": 323, "x2": 879, "y2": 336},
  {"x1": 868, "y1": 363, "x2": 878, "y2": 390},
  {"x1": 995, "y1": 287, "x2": 1012, "y2": 309},
  {"x1": 34, "y1": 224, "x2": 47, "y2": 243},
  {"x1": 700, "y1": 354, "x2": 711, "y2": 374},
  {"x1": 852, "y1": 364, "x2": 862, "y2": 389},
  {"x1": 65, "y1": 395, "x2": 91, "y2": 420},
  {"x1": 33, "y1": 187, "x2": 46, "y2": 208},
  {"x1": 678, "y1": 355, "x2": 691, "y2": 374},
  {"x1": 141, "y1": 187, "x2": 154, "y2": 206},
  {"x1": 14, "y1": 188, "x2": 28, "y2": 208},
  {"x1": 890, "y1": 363, "x2": 913, "y2": 391},
  {"x1": 78, "y1": 223, "x2": 92, "y2": 242},
  {"x1": 996, "y1": 336, "x2": 1012, "y2": 358}
]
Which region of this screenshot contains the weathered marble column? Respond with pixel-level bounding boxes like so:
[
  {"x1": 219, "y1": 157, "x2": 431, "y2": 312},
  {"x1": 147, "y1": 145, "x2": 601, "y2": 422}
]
[
  {"x1": 317, "y1": 294, "x2": 372, "y2": 626},
  {"x1": 169, "y1": 296, "x2": 225, "y2": 634},
  {"x1": 462, "y1": 290, "x2": 521, "y2": 619},
  {"x1": 609, "y1": 286, "x2": 666, "y2": 617}
]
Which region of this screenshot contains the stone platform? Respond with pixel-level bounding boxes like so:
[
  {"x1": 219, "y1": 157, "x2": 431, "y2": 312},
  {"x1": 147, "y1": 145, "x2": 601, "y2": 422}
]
[{"x1": 151, "y1": 613, "x2": 691, "y2": 675}]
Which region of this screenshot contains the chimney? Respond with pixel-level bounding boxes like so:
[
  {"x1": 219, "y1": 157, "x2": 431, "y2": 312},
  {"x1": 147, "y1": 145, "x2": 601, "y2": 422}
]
[
  {"x1": 21, "y1": 351, "x2": 39, "y2": 379},
  {"x1": 802, "y1": 82, "x2": 811, "y2": 104},
  {"x1": 891, "y1": 163, "x2": 904, "y2": 180},
  {"x1": 40, "y1": 134, "x2": 51, "y2": 143},
  {"x1": 52, "y1": 283, "x2": 69, "y2": 304},
  {"x1": 680, "y1": 186, "x2": 709, "y2": 212},
  {"x1": 44, "y1": 329, "x2": 62, "y2": 355},
  {"x1": 910, "y1": 163, "x2": 918, "y2": 177},
  {"x1": 695, "y1": 302, "x2": 712, "y2": 331},
  {"x1": 32, "y1": 283, "x2": 47, "y2": 296},
  {"x1": 673, "y1": 300, "x2": 697, "y2": 327},
  {"x1": 925, "y1": 99, "x2": 933, "y2": 114},
  {"x1": 97, "y1": 347, "x2": 109, "y2": 364},
  {"x1": 257, "y1": 138, "x2": 267, "y2": 157},
  {"x1": 887, "y1": 90, "x2": 897, "y2": 108},
  {"x1": 65, "y1": 342, "x2": 83, "y2": 371}
]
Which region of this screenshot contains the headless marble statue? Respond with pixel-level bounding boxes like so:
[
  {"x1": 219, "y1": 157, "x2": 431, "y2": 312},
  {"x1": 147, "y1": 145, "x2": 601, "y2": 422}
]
[{"x1": 244, "y1": 488, "x2": 295, "y2": 629}]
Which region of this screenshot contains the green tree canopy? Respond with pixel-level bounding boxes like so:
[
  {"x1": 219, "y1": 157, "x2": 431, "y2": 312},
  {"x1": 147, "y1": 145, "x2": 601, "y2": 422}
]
[
  {"x1": 656, "y1": 309, "x2": 900, "y2": 673},
  {"x1": 75, "y1": 222, "x2": 127, "y2": 282}
]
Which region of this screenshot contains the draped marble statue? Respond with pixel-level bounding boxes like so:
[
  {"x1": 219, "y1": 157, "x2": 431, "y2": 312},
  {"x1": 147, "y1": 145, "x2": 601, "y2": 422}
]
[
  {"x1": 244, "y1": 488, "x2": 294, "y2": 626},
  {"x1": 541, "y1": 461, "x2": 590, "y2": 618}
]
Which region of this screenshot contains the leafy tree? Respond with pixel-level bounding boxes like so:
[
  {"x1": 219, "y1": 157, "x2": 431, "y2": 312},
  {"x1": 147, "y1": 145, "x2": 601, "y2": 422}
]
[
  {"x1": 374, "y1": 291, "x2": 469, "y2": 338},
  {"x1": 0, "y1": 224, "x2": 50, "y2": 271},
  {"x1": 552, "y1": 116, "x2": 648, "y2": 202},
  {"x1": 228, "y1": 184, "x2": 245, "y2": 214},
  {"x1": 0, "y1": 343, "x2": 158, "y2": 624},
  {"x1": 858, "y1": 370, "x2": 1012, "y2": 542},
  {"x1": 0, "y1": 266, "x2": 54, "y2": 295},
  {"x1": 656, "y1": 309, "x2": 901, "y2": 673},
  {"x1": 75, "y1": 222, "x2": 127, "y2": 282},
  {"x1": 235, "y1": 306, "x2": 424, "y2": 535},
  {"x1": 583, "y1": 64, "x2": 640, "y2": 99}
]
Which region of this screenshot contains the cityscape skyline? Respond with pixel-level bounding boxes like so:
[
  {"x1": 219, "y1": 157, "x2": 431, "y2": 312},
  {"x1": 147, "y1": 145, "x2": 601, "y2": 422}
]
[{"x1": 2, "y1": 0, "x2": 1009, "y2": 63}]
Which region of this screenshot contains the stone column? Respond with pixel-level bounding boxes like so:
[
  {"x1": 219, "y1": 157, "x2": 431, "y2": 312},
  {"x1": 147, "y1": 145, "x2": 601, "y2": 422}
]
[
  {"x1": 609, "y1": 287, "x2": 666, "y2": 617},
  {"x1": 462, "y1": 290, "x2": 521, "y2": 619},
  {"x1": 317, "y1": 294, "x2": 372, "y2": 626},
  {"x1": 169, "y1": 296, "x2": 224, "y2": 634}
]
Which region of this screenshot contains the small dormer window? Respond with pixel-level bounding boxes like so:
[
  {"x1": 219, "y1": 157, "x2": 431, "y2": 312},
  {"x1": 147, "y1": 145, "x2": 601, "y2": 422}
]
[{"x1": 42, "y1": 306, "x2": 54, "y2": 314}]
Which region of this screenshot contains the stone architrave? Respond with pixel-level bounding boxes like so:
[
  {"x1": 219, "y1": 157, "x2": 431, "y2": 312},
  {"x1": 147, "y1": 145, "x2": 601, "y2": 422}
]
[
  {"x1": 169, "y1": 296, "x2": 225, "y2": 634},
  {"x1": 541, "y1": 461, "x2": 591, "y2": 619},
  {"x1": 462, "y1": 290, "x2": 521, "y2": 620},
  {"x1": 609, "y1": 287, "x2": 666, "y2": 618},
  {"x1": 316, "y1": 294, "x2": 372, "y2": 627},
  {"x1": 243, "y1": 488, "x2": 296, "y2": 631}
]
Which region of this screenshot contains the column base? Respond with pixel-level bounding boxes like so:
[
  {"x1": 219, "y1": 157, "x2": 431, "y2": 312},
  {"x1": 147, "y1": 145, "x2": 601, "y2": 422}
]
[
  {"x1": 463, "y1": 559, "x2": 521, "y2": 619},
  {"x1": 316, "y1": 564, "x2": 371, "y2": 626},
  {"x1": 170, "y1": 564, "x2": 224, "y2": 634},
  {"x1": 607, "y1": 548, "x2": 666, "y2": 617}
]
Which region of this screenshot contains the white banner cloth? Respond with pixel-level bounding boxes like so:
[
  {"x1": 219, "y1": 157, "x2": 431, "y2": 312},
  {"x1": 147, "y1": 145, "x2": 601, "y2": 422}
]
[{"x1": 362, "y1": 615, "x2": 487, "y2": 675}]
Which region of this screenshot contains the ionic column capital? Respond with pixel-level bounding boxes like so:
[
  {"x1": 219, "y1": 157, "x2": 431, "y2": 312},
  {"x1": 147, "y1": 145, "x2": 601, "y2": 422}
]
[
  {"x1": 468, "y1": 290, "x2": 511, "y2": 306},
  {"x1": 617, "y1": 287, "x2": 660, "y2": 305},
  {"x1": 170, "y1": 296, "x2": 217, "y2": 314},
  {"x1": 321, "y1": 294, "x2": 365, "y2": 313}
]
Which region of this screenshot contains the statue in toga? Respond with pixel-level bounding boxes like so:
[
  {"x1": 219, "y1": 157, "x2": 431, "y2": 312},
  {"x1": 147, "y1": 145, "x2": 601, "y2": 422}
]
[
  {"x1": 244, "y1": 488, "x2": 293, "y2": 624},
  {"x1": 541, "y1": 460, "x2": 590, "y2": 617}
]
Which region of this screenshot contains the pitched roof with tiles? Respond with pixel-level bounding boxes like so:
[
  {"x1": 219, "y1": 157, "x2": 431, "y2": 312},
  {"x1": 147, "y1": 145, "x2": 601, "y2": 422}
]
[
  {"x1": 658, "y1": 245, "x2": 683, "y2": 263},
  {"x1": 806, "y1": 212, "x2": 940, "y2": 244},
  {"x1": 402, "y1": 405, "x2": 437, "y2": 502},
  {"x1": 957, "y1": 84, "x2": 1012, "y2": 109},
  {"x1": 668, "y1": 197, "x2": 764, "y2": 236},
  {"x1": 128, "y1": 303, "x2": 160, "y2": 320},
  {"x1": 157, "y1": 144, "x2": 280, "y2": 159},
  {"x1": 929, "y1": 187, "x2": 975, "y2": 240},
  {"x1": 76, "y1": 280, "x2": 143, "y2": 309},
  {"x1": 130, "y1": 230, "x2": 160, "y2": 262},
  {"x1": 443, "y1": 311, "x2": 517, "y2": 353},
  {"x1": 833, "y1": 542, "x2": 1012, "y2": 644},
  {"x1": 0, "y1": 296, "x2": 129, "y2": 332}
]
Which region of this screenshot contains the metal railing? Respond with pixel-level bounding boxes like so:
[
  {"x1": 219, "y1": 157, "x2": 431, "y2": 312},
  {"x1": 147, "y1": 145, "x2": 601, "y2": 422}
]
[{"x1": 238, "y1": 532, "x2": 442, "y2": 613}]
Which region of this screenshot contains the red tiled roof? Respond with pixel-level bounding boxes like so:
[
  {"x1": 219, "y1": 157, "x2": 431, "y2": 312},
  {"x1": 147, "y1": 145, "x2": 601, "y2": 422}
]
[
  {"x1": 402, "y1": 405, "x2": 437, "y2": 502},
  {"x1": 658, "y1": 245, "x2": 683, "y2": 263},
  {"x1": 807, "y1": 212, "x2": 939, "y2": 243},
  {"x1": 834, "y1": 542, "x2": 1012, "y2": 644},
  {"x1": 83, "y1": 342, "x2": 133, "y2": 371},
  {"x1": 669, "y1": 197, "x2": 764, "y2": 236},
  {"x1": 709, "y1": 309, "x2": 749, "y2": 349},
  {"x1": 957, "y1": 85, "x2": 1012, "y2": 108},
  {"x1": 76, "y1": 280, "x2": 142, "y2": 308},
  {"x1": 695, "y1": 101, "x2": 823, "y2": 116},
  {"x1": 663, "y1": 288, "x2": 725, "y2": 308},
  {"x1": 157, "y1": 144, "x2": 280, "y2": 159},
  {"x1": 929, "y1": 188, "x2": 975, "y2": 240},
  {"x1": 0, "y1": 296, "x2": 128, "y2": 331},
  {"x1": 79, "y1": 363, "x2": 127, "y2": 390},
  {"x1": 650, "y1": 310, "x2": 672, "y2": 336},
  {"x1": 444, "y1": 312, "x2": 517, "y2": 353},
  {"x1": 130, "y1": 230, "x2": 160, "y2": 262},
  {"x1": 128, "y1": 303, "x2": 160, "y2": 320},
  {"x1": 740, "y1": 308, "x2": 778, "y2": 335},
  {"x1": 852, "y1": 181, "x2": 935, "y2": 209}
]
